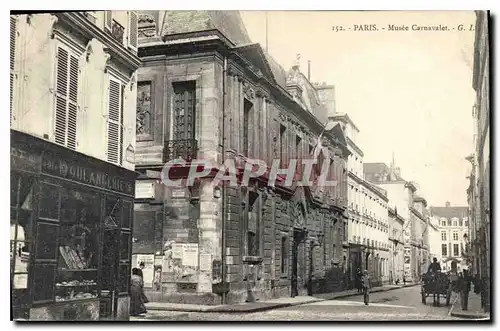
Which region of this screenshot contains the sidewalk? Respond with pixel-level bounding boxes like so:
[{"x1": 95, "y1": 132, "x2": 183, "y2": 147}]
[
  {"x1": 449, "y1": 291, "x2": 490, "y2": 320},
  {"x1": 145, "y1": 283, "x2": 420, "y2": 313}
]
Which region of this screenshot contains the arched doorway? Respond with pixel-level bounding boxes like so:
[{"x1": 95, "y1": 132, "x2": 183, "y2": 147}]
[{"x1": 291, "y1": 202, "x2": 307, "y2": 297}]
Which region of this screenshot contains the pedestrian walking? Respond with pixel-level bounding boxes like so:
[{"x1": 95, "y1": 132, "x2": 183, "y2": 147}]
[
  {"x1": 356, "y1": 268, "x2": 363, "y2": 293},
  {"x1": 130, "y1": 268, "x2": 147, "y2": 317},
  {"x1": 460, "y1": 269, "x2": 472, "y2": 311},
  {"x1": 362, "y1": 270, "x2": 371, "y2": 305}
]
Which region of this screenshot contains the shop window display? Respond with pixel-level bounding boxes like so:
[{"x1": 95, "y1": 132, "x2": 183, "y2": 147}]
[{"x1": 55, "y1": 188, "x2": 100, "y2": 302}]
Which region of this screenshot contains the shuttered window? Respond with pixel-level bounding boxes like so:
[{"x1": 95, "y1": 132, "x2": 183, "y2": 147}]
[
  {"x1": 107, "y1": 77, "x2": 124, "y2": 165},
  {"x1": 54, "y1": 45, "x2": 80, "y2": 150},
  {"x1": 10, "y1": 16, "x2": 17, "y2": 125},
  {"x1": 128, "y1": 11, "x2": 138, "y2": 51}
]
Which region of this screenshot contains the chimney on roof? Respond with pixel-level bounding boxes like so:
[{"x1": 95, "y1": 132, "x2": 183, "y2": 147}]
[
  {"x1": 308, "y1": 60, "x2": 311, "y2": 81},
  {"x1": 394, "y1": 167, "x2": 401, "y2": 178},
  {"x1": 445, "y1": 201, "x2": 451, "y2": 208}
]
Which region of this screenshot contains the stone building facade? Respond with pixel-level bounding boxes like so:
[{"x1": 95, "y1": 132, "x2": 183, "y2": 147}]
[
  {"x1": 364, "y1": 162, "x2": 423, "y2": 283},
  {"x1": 10, "y1": 11, "x2": 139, "y2": 320},
  {"x1": 132, "y1": 11, "x2": 349, "y2": 305},
  {"x1": 430, "y1": 203, "x2": 469, "y2": 272},
  {"x1": 333, "y1": 114, "x2": 391, "y2": 287},
  {"x1": 388, "y1": 207, "x2": 404, "y2": 284},
  {"x1": 468, "y1": 10, "x2": 490, "y2": 313}
]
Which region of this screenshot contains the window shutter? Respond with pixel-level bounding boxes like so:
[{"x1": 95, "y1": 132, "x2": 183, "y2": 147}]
[
  {"x1": 107, "y1": 78, "x2": 122, "y2": 165},
  {"x1": 105, "y1": 11, "x2": 112, "y2": 30},
  {"x1": 10, "y1": 16, "x2": 17, "y2": 125},
  {"x1": 67, "y1": 55, "x2": 79, "y2": 150},
  {"x1": 128, "y1": 11, "x2": 138, "y2": 51},
  {"x1": 55, "y1": 47, "x2": 69, "y2": 146}
]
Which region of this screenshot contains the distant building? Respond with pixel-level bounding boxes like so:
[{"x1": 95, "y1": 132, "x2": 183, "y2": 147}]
[
  {"x1": 427, "y1": 216, "x2": 441, "y2": 264},
  {"x1": 330, "y1": 114, "x2": 390, "y2": 287},
  {"x1": 364, "y1": 161, "x2": 424, "y2": 282},
  {"x1": 430, "y1": 202, "x2": 469, "y2": 272},
  {"x1": 388, "y1": 207, "x2": 405, "y2": 283}
]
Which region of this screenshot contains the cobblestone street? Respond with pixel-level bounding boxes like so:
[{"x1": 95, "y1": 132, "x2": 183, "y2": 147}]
[{"x1": 132, "y1": 286, "x2": 463, "y2": 321}]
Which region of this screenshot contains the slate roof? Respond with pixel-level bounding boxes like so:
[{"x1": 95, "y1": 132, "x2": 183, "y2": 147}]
[
  {"x1": 161, "y1": 11, "x2": 252, "y2": 46},
  {"x1": 430, "y1": 206, "x2": 469, "y2": 219}
]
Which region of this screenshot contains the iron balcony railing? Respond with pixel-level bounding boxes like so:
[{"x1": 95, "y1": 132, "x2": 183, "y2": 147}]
[{"x1": 163, "y1": 139, "x2": 198, "y2": 163}]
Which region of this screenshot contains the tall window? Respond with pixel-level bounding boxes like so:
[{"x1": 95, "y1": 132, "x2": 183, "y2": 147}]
[
  {"x1": 441, "y1": 220, "x2": 446, "y2": 227},
  {"x1": 246, "y1": 191, "x2": 259, "y2": 257},
  {"x1": 172, "y1": 81, "x2": 196, "y2": 141},
  {"x1": 441, "y1": 244, "x2": 447, "y2": 257},
  {"x1": 452, "y1": 219, "x2": 458, "y2": 227},
  {"x1": 453, "y1": 244, "x2": 459, "y2": 257},
  {"x1": 107, "y1": 76, "x2": 124, "y2": 165},
  {"x1": 465, "y1": 220, "x2": 469, "y2": 227},
  {"x1": 54, "y1": 44, "x2": 80, "y2": 150},
  {"x1": 459, "y1": 218, "x2": 463, "y2": 227},
  {"x1": 10, "y1": 15, "x2": 17, "y2": 125},
  {"x1": 279, "y1": 125, "x2": 286, "y2": 167},
  {"x1": 453, "y1": 232, "x2": 459, "y2": 241},
  {"x1": 281, "y1": 235, "x2": 288, "y2": 275},
  {"x1": 243, "y1": 99, "x2": 252, "y2": 156},
  {"x1": 441, "y1": 231, "x2": 446, "y2": 241}
]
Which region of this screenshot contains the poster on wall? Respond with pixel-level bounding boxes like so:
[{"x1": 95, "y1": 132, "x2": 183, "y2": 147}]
[
  {"x1": 183, "y1": 244, "x2": 199, "y2": 267},
  {"x1": 172, "y1": 243, "x2": 183, "y2": 259},
  {"x1": 134, "y1": 254, "x2": 155, "y2": 288}
]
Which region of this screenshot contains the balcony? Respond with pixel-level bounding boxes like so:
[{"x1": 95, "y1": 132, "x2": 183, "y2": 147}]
[
  {"x1": 163, "y1": 139, "x2": 198, "y2": 163},
  {"x1": 111, "y1": 19, "x2": 125, "y2": 44}
]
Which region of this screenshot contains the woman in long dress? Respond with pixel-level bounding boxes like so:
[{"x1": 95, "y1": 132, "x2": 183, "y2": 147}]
[{"x1": 130, "y1": 267, "x2": 147, "y2": 317}]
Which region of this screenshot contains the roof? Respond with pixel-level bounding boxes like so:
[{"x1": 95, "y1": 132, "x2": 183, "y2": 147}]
[
  {"x1": 234, "y1": 43, "x2": 278, "y2": 86},
  {"x1": 430, "y1": 206, "x2": 468, "y2": 219},
  {"x1": 264, "y1": 51, "x2": 287, "y2": 89},
  {"x1": 363, "y1": 162, "x2": 405, "y2": 182},
  {"x1": 160, "y1": 11, "x2": 252, "y2": 46},
  {"x1": 329, "y1": 113, "x2": 360, "y2": 132}
]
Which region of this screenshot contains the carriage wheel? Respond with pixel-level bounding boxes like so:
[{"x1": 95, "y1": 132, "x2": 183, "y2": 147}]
[{"x1": 421, "y1": 289, "x2": 426, "y2": 304}]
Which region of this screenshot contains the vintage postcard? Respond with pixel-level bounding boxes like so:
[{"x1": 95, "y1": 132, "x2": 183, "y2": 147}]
[{"x1": 9, "y1": 9, "x2": 490, "y2": 322}]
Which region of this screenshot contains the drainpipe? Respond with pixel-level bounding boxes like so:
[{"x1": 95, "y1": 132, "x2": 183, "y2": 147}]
[{"x1": 221, "y1": 56, "x2": 227, "y2": 304}]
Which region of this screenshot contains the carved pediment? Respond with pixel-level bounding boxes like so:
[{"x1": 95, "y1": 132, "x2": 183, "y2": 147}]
[{"x1": 243, "y1": 81, "x2": 255, "y2": 101}]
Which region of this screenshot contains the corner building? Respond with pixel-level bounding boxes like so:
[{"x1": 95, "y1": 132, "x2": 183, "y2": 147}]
[
  {"x1": 10, "y1": 12, "x2": 140, "y2": 320},
  {"x1": 132, "y1": 11, "x2": 350, "y2": 304}
]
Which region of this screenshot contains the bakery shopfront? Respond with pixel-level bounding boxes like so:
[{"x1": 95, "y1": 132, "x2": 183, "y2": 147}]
[{"x1": 10, "y1": 130, "x2": 135, "y2": 321}]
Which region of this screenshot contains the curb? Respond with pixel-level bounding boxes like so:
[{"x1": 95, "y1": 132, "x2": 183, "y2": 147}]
[
  {"x1": 147, "y1": 299, "x2": 325, "y2": 313},
  {"x1": 322, "y1": 283, "x2": 421, "y2": 300},
  {"x1": 146, "y1": 284, "x2": 420, "y2": 313},
  {"x1": 450, "y1": 312, "x2": 490, "y2": 320}
]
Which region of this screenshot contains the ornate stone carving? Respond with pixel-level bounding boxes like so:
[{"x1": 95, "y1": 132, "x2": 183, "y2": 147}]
[
  {"x1": 103, "y1": 52, "x2": 111, "y2": 73},
  {"x1": 243, "y1": 81, "x2": 255, "y2": 100},
  {"x1": 290, "y1": 202, "x2": 307, "y2": 229},
  {"x1": 138, "y1": 14, "x2": 155, "y2": 24},
  {"x1": 136, "y1": 81, "x2": 152, "y2": 136},
  {"x1": 138, "y1": 13, "x2": 156, "y2": 38},
  {"x1": 49, "y1": 15, "x2": 59, "y2": 39},
  {"x1": 278, "y1": 112, "x2": 287, "y2": 123}
]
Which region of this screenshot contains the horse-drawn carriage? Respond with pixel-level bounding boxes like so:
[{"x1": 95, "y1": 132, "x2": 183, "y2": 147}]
[{"x1": 421, "y1": 272, "x2": 451, "y2": 306}]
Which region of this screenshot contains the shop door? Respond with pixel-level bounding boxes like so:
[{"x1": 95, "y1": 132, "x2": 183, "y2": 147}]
[{"x1": 100, "y1": 228, "x2": 120, "y2": 320}]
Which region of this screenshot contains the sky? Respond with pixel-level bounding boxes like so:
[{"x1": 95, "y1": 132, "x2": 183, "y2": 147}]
[{"x1": 240, "y1": 10, "x2": 476, "y2": 207}]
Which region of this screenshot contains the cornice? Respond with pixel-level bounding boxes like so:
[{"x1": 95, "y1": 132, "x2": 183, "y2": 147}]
[{"x1": 57, "y1": 12, "x2": 141, "y2": 73}]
